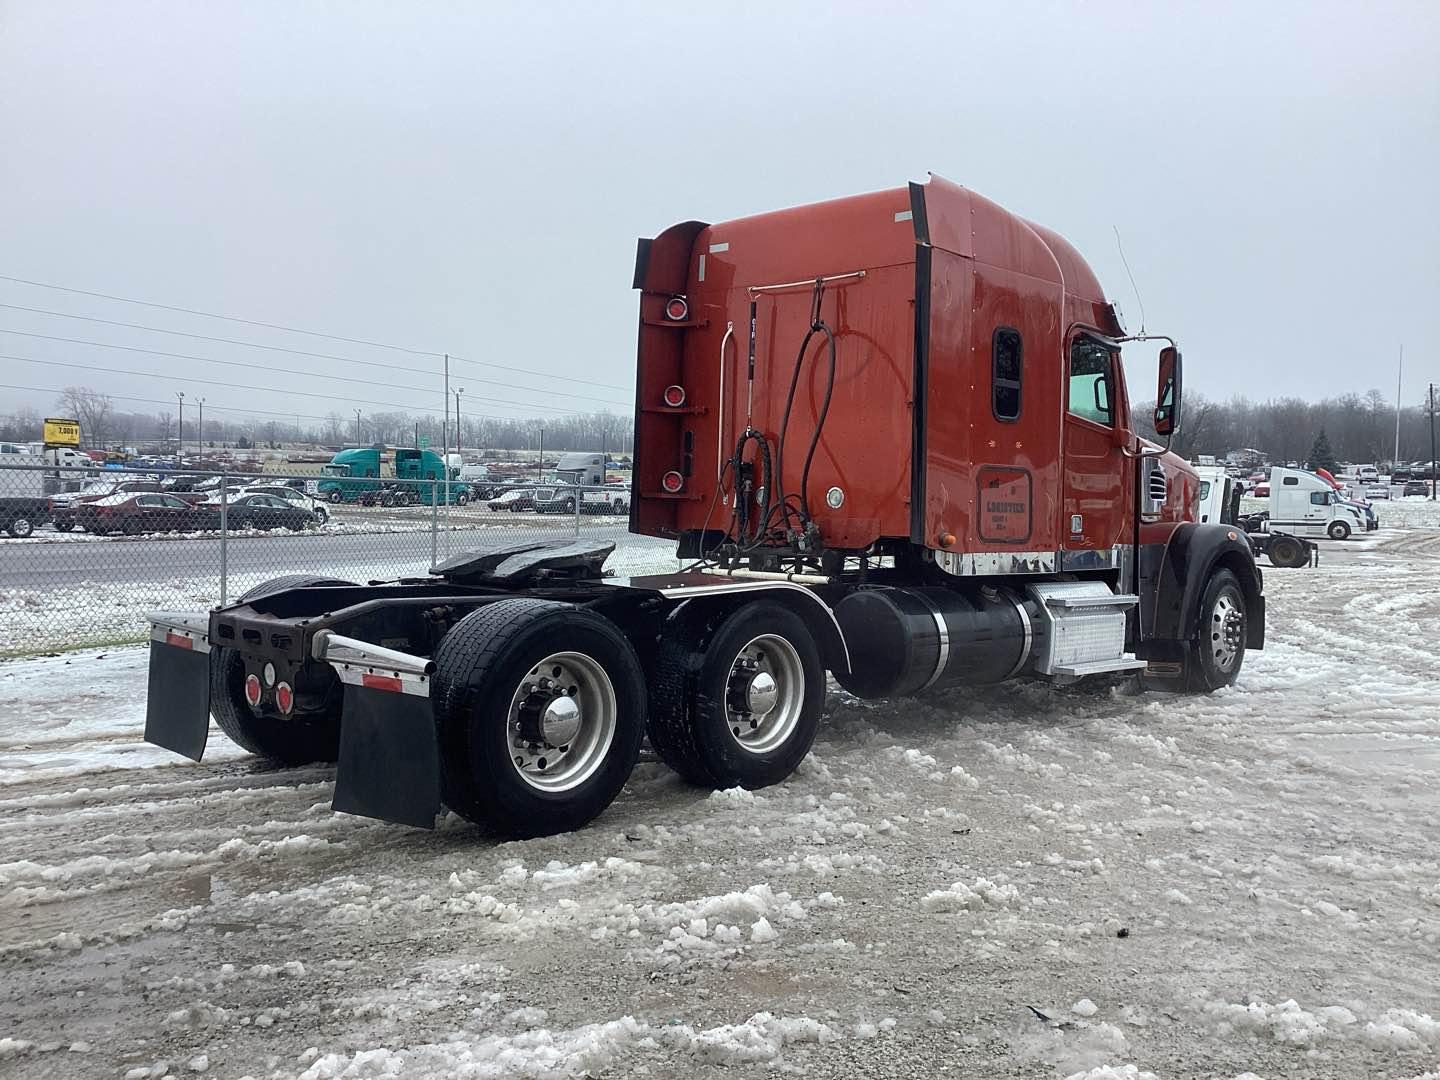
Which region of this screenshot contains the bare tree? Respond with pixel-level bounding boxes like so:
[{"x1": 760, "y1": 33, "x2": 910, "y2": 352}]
[{"x1": 57, "y1": 386, "x2": 114, "y2": 449}]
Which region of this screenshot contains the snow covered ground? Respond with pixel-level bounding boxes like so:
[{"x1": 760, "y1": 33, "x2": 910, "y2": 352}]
[{"x1": 1, "y1": 535, "x2": 1439, "y2": 1079}]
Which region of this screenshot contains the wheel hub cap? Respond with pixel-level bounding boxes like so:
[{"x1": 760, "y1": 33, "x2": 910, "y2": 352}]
[{"x1": 745, "y1": 671, "x2": 778, "y2": 716}]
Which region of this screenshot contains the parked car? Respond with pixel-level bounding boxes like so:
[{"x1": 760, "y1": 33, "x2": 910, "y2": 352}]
[
  {"x1": 1364, "y1": 484, "x2": 1391, "y2": 500},
  {"x1": 1403, "y1": 480, "x2": 1432, "y2": 497},
  {"x1": 238, "y1": 485, "x2": 330, "y2": 524},
  {"x1": 216, "y1": 493, "x2": 319, "y2": 531},
  {"x1": 77, "y1": 493, "x2": 215, "y2": 535},
  {"x1": 486, "y1": 488, "x2": 538, "y2": 512},
  {"x1": 49, "y1": 480, "x2": 169, "y2": 530},
  {"x1": 0, "y1": 497, "x2": 48, "y2": 538}
]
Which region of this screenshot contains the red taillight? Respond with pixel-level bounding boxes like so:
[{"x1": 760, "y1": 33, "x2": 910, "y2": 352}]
[
  {"x1": 664, "y1": 296, "x2": 689, "y2": 321},
  {"x1": 275, "y1": 682, "x2": 294, "y2": 714},
  {"x1": 361, "y1": 673, "x2": 404, "y2": 693},
  {"x1": 662, "y1": 385, "x2": 686, "y2": 408},
  {"x1": 244, "y1": 673, "x2": 262, "y2": 707},
  {"x1": 165, "y1": 631, "x2": 193, "y2": 650},
  {"x1": 661, "y1": 470, "x2": 684, "y2": 494}
]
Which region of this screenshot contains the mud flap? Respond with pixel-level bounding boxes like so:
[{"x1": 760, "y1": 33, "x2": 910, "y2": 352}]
[
  {"x1": 331, "y1": 682, "x2": 441, "y2": 829},
  {"x1": 144, "y1": 618, "x2": 213, "y2": 761}
]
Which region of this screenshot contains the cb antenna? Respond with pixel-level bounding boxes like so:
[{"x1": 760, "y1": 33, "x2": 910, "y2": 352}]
[{"x1": 1113, "y1": 225, "x2": 1146, "y2": 335}]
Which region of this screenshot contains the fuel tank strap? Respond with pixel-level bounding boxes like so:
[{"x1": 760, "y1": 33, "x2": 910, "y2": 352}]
[{"x1": 912, "y1": 590, "x2": 950, "y2": 691}]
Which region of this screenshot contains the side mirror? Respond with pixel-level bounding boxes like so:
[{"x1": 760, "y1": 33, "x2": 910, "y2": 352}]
[{"x1": 1153, "y1": 346, "x2": 1183, "y2": 437}]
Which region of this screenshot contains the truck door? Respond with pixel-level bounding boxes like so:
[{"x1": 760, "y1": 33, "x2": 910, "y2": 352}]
[{"x1": 1061, "y1": 335, "x2": 1129, "y2": 555}]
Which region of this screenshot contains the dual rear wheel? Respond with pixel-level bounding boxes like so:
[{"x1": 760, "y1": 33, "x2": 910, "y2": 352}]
[{"x1": 429, "y1": 598, "x2": 826, "y2": 836}]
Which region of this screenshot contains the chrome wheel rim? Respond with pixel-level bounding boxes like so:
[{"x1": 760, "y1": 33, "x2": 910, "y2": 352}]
[
  {"x1": 507, "y1": 651, "x2": 616, "y2": 792},
  {"x1": 724, "y1": 633, "x2": 805, "y2": 755},
  {"x1": 1210, "y1": 589, "x2": 1245, "y2": 672}
]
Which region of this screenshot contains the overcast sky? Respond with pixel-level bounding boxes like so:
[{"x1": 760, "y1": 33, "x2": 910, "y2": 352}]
[{"x1": 1, "y1": 1, "x2": 1436, "y2": 432}]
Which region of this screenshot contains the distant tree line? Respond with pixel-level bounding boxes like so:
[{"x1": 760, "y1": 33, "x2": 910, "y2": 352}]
[
  {"x1": 0, "y1": 388, "x2": 636, "y2": 455},
  {"x1": 1131, "y1": 388, "x2": 1438, "y2": 466},
  {"x1": 4, "y1": 383, "x2": 1435, "y2": 466}
]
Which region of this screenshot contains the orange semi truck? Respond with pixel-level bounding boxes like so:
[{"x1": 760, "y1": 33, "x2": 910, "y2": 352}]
[{"x1": 142, "y1": 176, "x2": 1264, "y2": 838}]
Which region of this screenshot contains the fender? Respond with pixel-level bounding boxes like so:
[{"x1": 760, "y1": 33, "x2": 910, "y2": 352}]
[
  {"x1": 1141, "y1": 523, "x2": 1265, "y2": 652},
  {"x1": 599, "y1": 572, "x2": 850, "y2": 675}
]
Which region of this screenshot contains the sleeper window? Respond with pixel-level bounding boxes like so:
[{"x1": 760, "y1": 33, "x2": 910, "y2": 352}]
[{"x1": 992, "y1": 328, "x2": 1022, "y2": 422}]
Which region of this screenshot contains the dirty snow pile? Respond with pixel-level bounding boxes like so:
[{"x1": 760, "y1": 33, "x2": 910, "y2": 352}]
[{"x1": 1, "y1": 535, "x2": 1439, "y2": 1078}]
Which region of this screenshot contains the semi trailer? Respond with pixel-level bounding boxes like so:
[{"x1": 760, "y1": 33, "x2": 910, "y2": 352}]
[{"x1": 143, "y1": 175, "x2": 1266, "y2": 839}]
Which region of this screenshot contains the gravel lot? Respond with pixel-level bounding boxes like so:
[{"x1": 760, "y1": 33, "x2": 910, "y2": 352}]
[{"x1": 2, "y1": 533, "x2": 1438, "y2": 1079}]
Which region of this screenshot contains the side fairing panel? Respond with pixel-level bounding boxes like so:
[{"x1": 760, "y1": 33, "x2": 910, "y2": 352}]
[{"x1": 920, "y1": 254, "x2": 1064, "y2": 555}]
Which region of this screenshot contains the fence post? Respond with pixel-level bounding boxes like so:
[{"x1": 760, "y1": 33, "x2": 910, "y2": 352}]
[
  {"x1": 574, "y1": 483, "x2": 582, "y2": 536},
  {"x1": 219, "y1": 471, "x2": 229, "y2": 606},
  {"x1": 430, "y1": 479, "x2": 439, "y2": 567}
]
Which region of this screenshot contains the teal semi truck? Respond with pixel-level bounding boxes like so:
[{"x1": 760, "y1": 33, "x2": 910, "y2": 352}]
[{"x1": 316, "y1": 448, "x2": 469, "y2": 506}]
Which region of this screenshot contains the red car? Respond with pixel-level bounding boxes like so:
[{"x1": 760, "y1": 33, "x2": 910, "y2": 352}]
[
  {"x1": 49, "y1": 480, "x2": 167, "y2": 531},
  {"x1": 76, "y1": 492, "x2": 220, "y2": 535}
]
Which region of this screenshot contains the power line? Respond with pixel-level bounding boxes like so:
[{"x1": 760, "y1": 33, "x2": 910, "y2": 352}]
[
  {"x1": 0, "y1": 381, "x2": 341, "y2": 423},
  {"x1": 4, "y1": 354, "x2": 607, "y2": 420},
  {"x1": 0, "y1": 302, "x2": 633, "y2": 406},
  {"x1": 0, "y1": 273, "x2": 633, "y2": 392},
  {"x1": 0, "y1": 330, "x2": 628, "y2": 414}
]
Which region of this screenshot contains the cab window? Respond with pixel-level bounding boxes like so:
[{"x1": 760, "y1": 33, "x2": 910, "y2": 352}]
[{"x1": 1068, "y1": 338, "x2": 1115, "y2": 426}]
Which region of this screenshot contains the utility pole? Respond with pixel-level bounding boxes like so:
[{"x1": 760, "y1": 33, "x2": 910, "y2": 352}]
[
  {"x1": 454, "y1": 388, "x2": 465, "y2": 456},
  {"x1": 197, "y1": 397, "x2": 205, "y2": 454},
  {"x1": 1394, "y1": 345, "x2": 1403, "y2": 468},
  {"x1": 1430, "y1": 383, "x2": 1437, "y2": 501},
  {"x1": 175, "y1": 390, "x2": 185, "y2": 458},
  {"x1": 538, "y1": 427, "x2": 544, "y2": 482},
  {"x1": 354, "y1": 409, "x2": 363, "y2": 445},
  {"x1": 442, "y1": 353, "x2": 450, "y2": 468}
]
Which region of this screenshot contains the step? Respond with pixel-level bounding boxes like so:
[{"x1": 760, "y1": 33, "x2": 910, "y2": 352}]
[
  {"x1": 1043, "y1": 593, "x2": 1140, "y2": 610},
  {"x1": 1050, "y1": 658, "x2": 1150, "y2": 677}
]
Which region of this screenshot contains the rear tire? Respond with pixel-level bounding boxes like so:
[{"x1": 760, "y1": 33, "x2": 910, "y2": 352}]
[
  {"x1": 432, "y1": 598, "x2": 645, "y2": 838},
  {"x1": 7, "y1": 517, "x2": 34, "y2": 538},
  {"x1": 1327, "y1": 520, "x2": 1351, "y2": 541},
  {"x1": 648, "y1": 600, "x2": 824, "y2": 789},
  {"x1": 1267, "y1": 534, "x2": 1306, "y2": 568},
  {"x1": 53, "y1": 520, "x2": 75, "y2": 532},
  {"x1": 208, "y1": 575, "x2": 355, "y2": 764}
]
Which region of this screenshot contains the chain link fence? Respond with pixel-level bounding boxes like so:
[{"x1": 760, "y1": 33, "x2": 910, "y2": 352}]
[{"x1": 0, "y1": 464, "x2": 679, "y2": 656}]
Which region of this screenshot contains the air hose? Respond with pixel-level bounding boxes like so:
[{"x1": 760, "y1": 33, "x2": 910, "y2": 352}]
[{"x1": 773, "y1": 278, "x2": 837, "y2": 533}]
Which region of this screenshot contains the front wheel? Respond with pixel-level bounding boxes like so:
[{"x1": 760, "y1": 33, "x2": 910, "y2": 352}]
[
  {"x1": 648, "y1": 600, "x2": 824, "y2": 789},
  {"x1": 432, "y1": 598, "x2": 645, "y2": 838},
  {"x1": 1185, "y1": 569, "x2": 1247, "y2": 693},
  {"x1": 455, "y1": 491, "x2": 469, "y2": 506},
  {"x1": 7, "y1": 517, "x2": 34, "y2": 538},
  {"x1": 327, "y1": 490, "x2": 343, "y2": 503},
  {"x1": 1327, "y1": 520, "x2": 1351, "y2": 541}
]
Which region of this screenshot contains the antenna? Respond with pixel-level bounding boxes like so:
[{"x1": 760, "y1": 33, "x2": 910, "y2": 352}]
[{"x1": 1113, "y1": 226, "x2": 1146, "y2": 334}]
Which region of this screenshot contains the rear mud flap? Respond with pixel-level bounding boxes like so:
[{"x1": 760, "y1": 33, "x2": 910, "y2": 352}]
[
  {"x1": 332, "y1": 683, "x2": 441, "y2": 829},
  {"x1": 144, "y1": 634, "x2": 212, "y2": 761}
]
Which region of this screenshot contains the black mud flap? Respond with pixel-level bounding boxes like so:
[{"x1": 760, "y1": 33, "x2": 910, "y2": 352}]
[
  {"x1": 144, "y1": 641, "x2": 212, "y2": 761},
  {"x1": 332, "y1": 683, "x2": 441, "y2": 829}
]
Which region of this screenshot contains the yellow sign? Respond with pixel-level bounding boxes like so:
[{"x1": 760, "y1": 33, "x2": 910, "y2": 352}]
[{"x1": 43, "y1": 417, "x2": 81, "y2": 447}]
